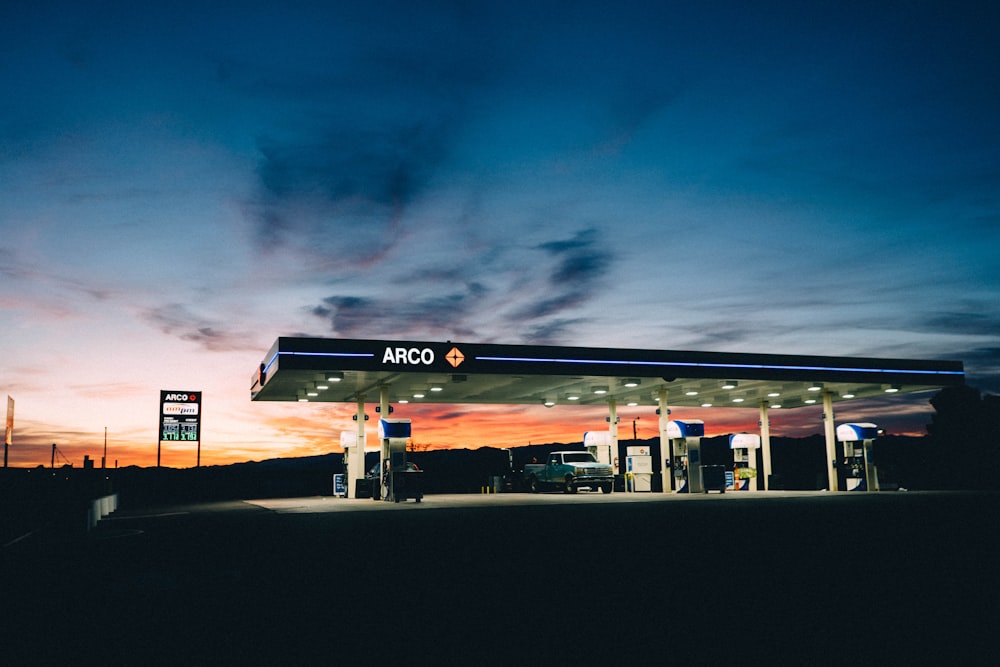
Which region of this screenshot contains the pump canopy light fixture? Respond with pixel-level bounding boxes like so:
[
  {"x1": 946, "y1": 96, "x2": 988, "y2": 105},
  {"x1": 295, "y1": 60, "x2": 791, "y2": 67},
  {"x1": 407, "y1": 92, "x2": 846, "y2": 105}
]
[
  {"x1": 542, "y1": 399, "x2": 556, "y2": 407},
  {"x1": 592, "y1": 385, "x2": 609, "y2": 395},
  {"x1": 621, "y1": 378, "x2": 640, "y2": 388},
  {"x1": 327, "y1": 372, "x2": 344, "y2": 382},
  {"x1": 885, "y1": 384, "x2": 901, "y2": 393},
  {"x1": 721, "y1": 381, "x2": 737, "y2": 390},
  {"x1": 807, "y1": 383, "x2": 823, "y2": 392},
  {"x1": 566, "y1": 394, "x2": 580, "y2": 401}
]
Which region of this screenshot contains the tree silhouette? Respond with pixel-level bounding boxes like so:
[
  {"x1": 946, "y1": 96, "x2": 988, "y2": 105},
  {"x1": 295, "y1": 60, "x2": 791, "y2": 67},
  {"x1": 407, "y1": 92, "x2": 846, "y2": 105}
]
[{"x1": 927, "y1": 385, "x2": 1000, "y2": 490}]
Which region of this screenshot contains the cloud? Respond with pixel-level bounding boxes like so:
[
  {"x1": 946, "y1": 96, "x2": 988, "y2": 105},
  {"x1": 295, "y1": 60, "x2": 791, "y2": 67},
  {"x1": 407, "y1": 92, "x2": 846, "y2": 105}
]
[
  {"x1": 916, "y1": 310, "x2": 1000, "y2": 338},
  {"x1": 957, "y1": 347, "x2": 1000, "y2": 393},
  {"x1": 143, "y1": 303, "x2": 256, "y2": 352},
  {"x1": 311, "y1": 291, "x2": 478, "y2": 340},
  {"x1": 308, "y1": 226, "x2": 615, "y2": 342},
  {"x1": 511, "y1": 228, "x2": 612, "y2": 321}
]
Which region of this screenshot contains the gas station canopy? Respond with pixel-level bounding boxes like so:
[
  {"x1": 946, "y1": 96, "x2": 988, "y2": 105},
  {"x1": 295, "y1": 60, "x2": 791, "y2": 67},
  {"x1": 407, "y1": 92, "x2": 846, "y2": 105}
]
[{"x1": 251, "y1": 337, "x2": 964, "y2": 409}]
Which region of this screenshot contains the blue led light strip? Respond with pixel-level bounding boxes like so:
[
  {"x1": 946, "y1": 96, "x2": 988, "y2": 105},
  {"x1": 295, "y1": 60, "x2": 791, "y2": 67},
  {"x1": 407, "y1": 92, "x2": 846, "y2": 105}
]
[
  {"x1": 281, "y1": 351, "x2": 375, "y2": 359},
  {"x1": 475, "y1": 355, "x2": 963, "y2": 376}
]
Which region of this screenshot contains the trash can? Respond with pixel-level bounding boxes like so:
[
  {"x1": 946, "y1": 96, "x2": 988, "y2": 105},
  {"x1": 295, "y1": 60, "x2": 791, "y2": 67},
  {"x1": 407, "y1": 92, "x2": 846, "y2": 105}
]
[
  {"x1": 355, "y1": 478, "x2": 371, "y2": 499},
  {"x1": 701, "y1": 465, "x2": 726, "y2": 493}
]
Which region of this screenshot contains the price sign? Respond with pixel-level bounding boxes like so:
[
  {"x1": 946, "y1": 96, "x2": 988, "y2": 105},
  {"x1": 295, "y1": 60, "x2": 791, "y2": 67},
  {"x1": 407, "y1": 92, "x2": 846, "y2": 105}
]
[{"x1": 160, "y1": 391, "x2": 201, "y2": 443}]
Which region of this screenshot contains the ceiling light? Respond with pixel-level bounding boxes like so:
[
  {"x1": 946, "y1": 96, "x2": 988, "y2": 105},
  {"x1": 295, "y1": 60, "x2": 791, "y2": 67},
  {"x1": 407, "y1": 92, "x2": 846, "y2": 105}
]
[
  {"x1": 566, "y1": 394, "x2": 580, "y2": 401},
  {"x1": 622, "y1": 378, "x2": 640, "y2": 388},
  {"x1": 327, "y1": 372, "x2": 344, "y2": 382},
  {"x1": 430, "y1": 386, "x2": 443, "y2": 392},
  {"x1": 768, "y1": 392, "x2": 780, "y2": 397},
  {"x1": 807, "y1": 383, "x2": 823, "y2": 392},
  {"x1": 316, "y1": 384, "x2": 329, "y2": 391},
  {"x1": 771, "y1": 404, "x2": 782, "y2": 409},
  {"x1": 885, "y1": 385, "x2": 901, "y2": 393},
  {"x1": 412, "y1": 392, "x2": 425, "y2": 399},
  {"x1": 592, "y1": 386, "x2": 608, "y2": 395},
  {"x1": 732, "y1": 397, "x2": 745, "y2": 403},
  {"x1": 804, "y1": 398, "x2": 817, "y2": 404},
  {"x1": 722, "y1": 381, "x2": 737, "y2": 390},
  {"x1": 685, "y1": 391, "x2": 698, "y2": 396},
  {"x1": 701, "y1": 402, "x2": 713, "y2": 408},
  {"x1": 307, "y1": 391, "x2": 318, "y2": 397},
  {"x1": 298, "y1": 398, "x2": 309, "y2": 403},
  {"x1": 542, "y1": 399, "x2": 556, "y2": 407},
  {"x1": 842, "y1": 392, "x2": 856, "y2": 399}
]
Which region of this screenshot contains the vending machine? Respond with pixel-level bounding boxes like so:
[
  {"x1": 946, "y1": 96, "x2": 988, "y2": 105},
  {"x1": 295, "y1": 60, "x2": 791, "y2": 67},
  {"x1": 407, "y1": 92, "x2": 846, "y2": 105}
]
[{"x1": 666, "y1": 419, "x2": 705, "y2": 493}]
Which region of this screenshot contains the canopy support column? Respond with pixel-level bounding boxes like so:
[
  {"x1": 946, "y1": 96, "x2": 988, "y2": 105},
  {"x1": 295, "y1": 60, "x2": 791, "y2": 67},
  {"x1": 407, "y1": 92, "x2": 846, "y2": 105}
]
[
  {"x1": 608, "y1": 399, "x2": 619, "y2": 477},
  {"x1": 759, "y1": 401, "x2": 772, "y2": 491},
  {"x1": 379, "y1": 385, "x2": 390, "y2": 487},
  {"x1": 348, "y1": 393, "x2": 366, "y2": 499},
  {"x1": 658, "y1": 388, "x2": 670, "y2": 492},
  {"x1": 823, "y1": 391, "x2": 838, "y2": 491}
]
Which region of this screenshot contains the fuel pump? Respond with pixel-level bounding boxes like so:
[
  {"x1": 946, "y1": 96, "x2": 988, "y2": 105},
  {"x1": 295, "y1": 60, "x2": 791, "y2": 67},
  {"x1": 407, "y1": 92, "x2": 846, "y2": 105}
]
[
  {"x1": 666, "y1": 419, "x2": 704, "y2": 493},
  {"x1": 378, "y1": 418, "x2": 421, "y2": 502},
  {"x1": 584, "y1": 431, "x2": 614, "y2": 472},
  {"x1": 729, "y1": 433, "x2": 761, "y2": 491},
  {"x1": 835, "y1": 422, "x2": 879, "y2": 492},
  {"x1": 338, "y1": 431, "x2": 357, "y2": 497}
]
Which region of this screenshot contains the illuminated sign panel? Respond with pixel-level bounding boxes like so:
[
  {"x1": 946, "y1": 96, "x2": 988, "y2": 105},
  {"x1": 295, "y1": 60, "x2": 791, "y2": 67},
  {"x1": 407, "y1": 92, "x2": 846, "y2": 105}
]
[{"x1": 160, "y1": 391, "x2": 201, "y2": 442}]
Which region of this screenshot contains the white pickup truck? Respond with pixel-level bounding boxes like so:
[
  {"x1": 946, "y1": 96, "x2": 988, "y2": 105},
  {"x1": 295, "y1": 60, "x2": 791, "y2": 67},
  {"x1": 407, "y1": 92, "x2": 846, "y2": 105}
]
[{"x1": 523, "y1": 451, "x2": 614, "y2": 494}]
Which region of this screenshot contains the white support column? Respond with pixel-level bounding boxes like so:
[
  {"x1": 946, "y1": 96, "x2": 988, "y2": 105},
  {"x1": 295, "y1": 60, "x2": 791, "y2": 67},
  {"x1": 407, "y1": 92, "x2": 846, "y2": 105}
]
[
  {"x1": 759, "y1": 401, "x2": 772, "y2": 491},
  {"x1": 379, "y1": 385, "x2": 390, "y2": 477},
  {"x1": 823, "y1": 391, "x2": 838, "y2": 491},
  {"x1": 658, "y1": 388, "x2": 670, "y2": 493},
  {"x1": 351, "y1": 394, "x2": 366, "y2": 499},
  {"x1": 608, "y1": 398, "x2": 619, "y2": 475}
]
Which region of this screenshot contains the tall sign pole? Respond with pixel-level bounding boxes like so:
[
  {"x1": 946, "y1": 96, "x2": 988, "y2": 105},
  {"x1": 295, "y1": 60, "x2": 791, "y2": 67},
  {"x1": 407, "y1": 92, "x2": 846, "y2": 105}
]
[
  {"x1": 4, "y1": 396, "x2": 13, "y2": 469},
  {"x1": 159, "y1": 391, "x2": 202, "y2": 468}
]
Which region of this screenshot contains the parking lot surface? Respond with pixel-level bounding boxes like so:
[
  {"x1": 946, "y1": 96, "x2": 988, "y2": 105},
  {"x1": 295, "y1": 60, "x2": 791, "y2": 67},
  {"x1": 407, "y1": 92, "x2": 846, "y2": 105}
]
[{"x1": 4, "y1": 490, "x2": 996, "y2": 665}]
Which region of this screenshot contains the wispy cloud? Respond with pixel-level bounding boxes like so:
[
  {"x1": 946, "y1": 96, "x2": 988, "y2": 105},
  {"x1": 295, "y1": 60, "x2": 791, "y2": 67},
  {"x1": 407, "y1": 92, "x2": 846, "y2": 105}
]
[{"x1": 143, "y1": 303, "x2": 256, "y2": 352}]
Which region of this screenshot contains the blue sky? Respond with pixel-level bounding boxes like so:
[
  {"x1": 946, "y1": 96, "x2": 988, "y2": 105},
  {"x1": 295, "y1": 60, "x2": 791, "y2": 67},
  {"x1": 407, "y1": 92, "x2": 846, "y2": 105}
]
[{"x1": 1, "y1": 1, "x2": 998, "y2": 466}]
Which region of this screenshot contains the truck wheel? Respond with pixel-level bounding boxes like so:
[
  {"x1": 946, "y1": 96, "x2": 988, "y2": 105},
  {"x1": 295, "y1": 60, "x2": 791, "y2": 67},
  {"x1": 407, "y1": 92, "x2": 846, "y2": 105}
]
[
  {"x1": 564, "y1": 476, "x2": 576, "y2": 493},
  {"x1": 529, "y1": 476, "x2": 540, "y2": 493},
  {"x1": 601, "y1": 483, "x2": 612, "y2": 494}
]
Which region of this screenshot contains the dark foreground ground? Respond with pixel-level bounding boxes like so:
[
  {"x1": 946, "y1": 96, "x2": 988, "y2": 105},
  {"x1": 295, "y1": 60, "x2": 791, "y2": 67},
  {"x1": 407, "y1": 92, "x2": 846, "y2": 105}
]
[{"x1": 3, "y1": 491, "x2": 996, "y2": 666}]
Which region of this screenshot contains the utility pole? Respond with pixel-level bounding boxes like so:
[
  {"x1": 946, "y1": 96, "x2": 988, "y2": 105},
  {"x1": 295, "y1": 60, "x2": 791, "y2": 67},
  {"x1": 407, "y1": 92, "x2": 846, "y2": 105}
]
[{"x1": 102, "y1": 426, "x2": 107, "y2": 470}]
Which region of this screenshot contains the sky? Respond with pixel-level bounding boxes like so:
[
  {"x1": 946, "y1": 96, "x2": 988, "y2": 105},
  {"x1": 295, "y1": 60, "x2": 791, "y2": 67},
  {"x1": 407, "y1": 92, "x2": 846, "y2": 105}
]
[{"x1": 2, "y1": 0, "x2": 998, "y2": 468}]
